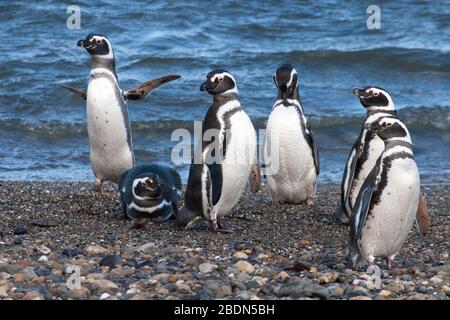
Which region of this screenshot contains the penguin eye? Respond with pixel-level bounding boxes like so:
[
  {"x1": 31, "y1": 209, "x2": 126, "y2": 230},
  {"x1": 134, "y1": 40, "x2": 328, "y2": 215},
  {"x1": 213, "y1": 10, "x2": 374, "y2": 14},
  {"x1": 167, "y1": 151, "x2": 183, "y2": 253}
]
[
  {"x1": 373, "y1": 91, "x2": 379, "y2": 97},
  {"x1": 387, "y1": 123, "x2": 392, "y2": 127},
  {"x1": 96, "y1": 39, "x2": 102, "y2": 44},
  {"x1": 218, "y1": 77, "x2": 224, "y2": 83}
]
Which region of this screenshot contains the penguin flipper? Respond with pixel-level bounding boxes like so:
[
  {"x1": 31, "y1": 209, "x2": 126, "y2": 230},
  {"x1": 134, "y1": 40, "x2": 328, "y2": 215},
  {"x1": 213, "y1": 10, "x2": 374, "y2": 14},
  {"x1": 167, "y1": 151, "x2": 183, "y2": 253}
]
[
  {"x1": 306, "y1": 122, "x2": 320, "y2": 175},
  {"x1": 123, "y1": 74, "x2": 181, "y2": 100},
  {"x1": 416, "y1": 192, "x2": 430, "y2": 236},
  {"x1": 58, "y1": 84, "x2": 86, "y2": 100},
  {"x1": 343, "y1": 139, "x2": 363, "y2": 208},
  {"x1": 350, "y1": 159, "x2": 381, "y2": 246}
]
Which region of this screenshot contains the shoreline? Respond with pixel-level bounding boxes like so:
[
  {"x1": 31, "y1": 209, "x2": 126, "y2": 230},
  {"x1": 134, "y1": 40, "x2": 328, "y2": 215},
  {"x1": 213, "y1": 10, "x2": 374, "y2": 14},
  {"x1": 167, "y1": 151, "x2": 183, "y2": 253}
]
[{"x1": 0, "y1": 181, "x2": 448, "y2": 300}]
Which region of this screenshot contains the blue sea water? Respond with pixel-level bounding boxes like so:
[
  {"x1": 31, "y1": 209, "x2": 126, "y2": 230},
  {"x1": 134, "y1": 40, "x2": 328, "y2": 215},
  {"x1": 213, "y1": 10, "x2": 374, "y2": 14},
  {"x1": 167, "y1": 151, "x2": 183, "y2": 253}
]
[{"x1": 0, "y1": 0, "x2": 449, "y2": 185}]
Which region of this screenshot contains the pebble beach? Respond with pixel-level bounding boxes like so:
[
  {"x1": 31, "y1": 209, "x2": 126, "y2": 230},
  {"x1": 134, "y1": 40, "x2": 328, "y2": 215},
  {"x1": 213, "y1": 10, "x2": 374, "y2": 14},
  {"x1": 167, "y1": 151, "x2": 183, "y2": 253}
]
[{"x1": 0, "y1": 181, "x2": 448, "y2": 300}]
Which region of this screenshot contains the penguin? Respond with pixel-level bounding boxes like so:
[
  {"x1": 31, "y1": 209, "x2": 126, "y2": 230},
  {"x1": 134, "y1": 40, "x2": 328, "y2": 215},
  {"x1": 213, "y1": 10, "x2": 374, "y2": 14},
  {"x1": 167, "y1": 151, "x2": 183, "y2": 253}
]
[
  {"x1": 59, "y1": 34, "x2": 180, "y2": 191},
  {"x1": 177, "y1": 69, "x2": 259, "y2": 231},
  {"x1": 262, "y1": 64, "x2": 319, "y2": 205},
  {"x1": 118, "y1": 164, "x2": 181, "y2": 221},
  {"x1": 336, "y1": 87, "x2": 430, "y2": 235},
  {"x1": 347, "y1": 117, "x2": 420, "y2": 269}
]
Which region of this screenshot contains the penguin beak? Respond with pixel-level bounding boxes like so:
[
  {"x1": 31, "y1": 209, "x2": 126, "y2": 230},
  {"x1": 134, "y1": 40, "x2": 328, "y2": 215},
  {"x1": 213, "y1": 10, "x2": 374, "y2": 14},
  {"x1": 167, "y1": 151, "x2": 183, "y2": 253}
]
[
  {"x1": 280, "y1": 90, "x2": 289, "y2": 106},
  {"x1": 352, "y1": 88, "x2": 368, "y2": 98},
  {"x1": 200, "y1": 81, "x2": 214, "y2": 92},
  {"x1": 77, "y1": 39, "x2": 87, "y2": 47}
]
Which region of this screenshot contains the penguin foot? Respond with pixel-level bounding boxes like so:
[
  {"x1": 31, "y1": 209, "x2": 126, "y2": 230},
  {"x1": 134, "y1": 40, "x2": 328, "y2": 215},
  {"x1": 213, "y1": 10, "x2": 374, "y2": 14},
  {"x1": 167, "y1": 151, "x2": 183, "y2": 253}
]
[
  {"x1": 132, "y1": 218, "x2": 148, "y2": 229},
  {"x1": 306, "y1": 197, "x2": 314, "y2": 206},
  {"x1": 334, "y1": 206, "x2": 351, "y2": 225},
  {"x1": 94, "y1": 178, "x2": 103, "y2": 194},
  {"x1": 216, "y1": 217, "x2": 242, "y2": 233},
  {"x1": 386, "y1": 257, "x2": 397, "y2": 270}
]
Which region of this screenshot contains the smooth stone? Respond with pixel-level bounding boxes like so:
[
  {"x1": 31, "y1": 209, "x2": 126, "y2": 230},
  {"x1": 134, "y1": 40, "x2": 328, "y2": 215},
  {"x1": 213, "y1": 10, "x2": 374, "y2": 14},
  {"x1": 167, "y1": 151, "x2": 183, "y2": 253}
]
[
  {"x1": 198, "y1": 263, "x2": 218, "y2": 274},
  {"x1": 110, "y1": 266, "x2": 135, "y2": 279},
  {"x1": 277, "y1": 279, "x2": 331, "y2": 299},
  {"x1": 85, "y1": 245, "x2": 109, "y2": 255},
  {"x1": 62, "y1": 248, "x2": 81, "y2": 258},
  {"x1": 91, "y1": 279, "x2": 119, "y2": 291},
  {"x1": 99, "y1": 255, "x2": 123, "y2": 269},
  {"x1": 234, "y1": 261, "x2": 255, "y2": 274},
  {"x1": 318, "y1": 272, "x2": 339, "y2": 284},
  {"x1": 13, "y1": 226, "x2": 28, "y2": 235},
  {"x1": 233, "y1": 251, "x2": 248, "y2": 260}
]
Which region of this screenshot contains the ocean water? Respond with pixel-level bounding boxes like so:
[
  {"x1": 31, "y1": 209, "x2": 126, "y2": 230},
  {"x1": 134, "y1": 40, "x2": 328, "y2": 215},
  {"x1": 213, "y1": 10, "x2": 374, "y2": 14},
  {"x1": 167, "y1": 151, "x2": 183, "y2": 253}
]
[{"x1": 0, "y1": 0, "x2": 449, "y2": 185}]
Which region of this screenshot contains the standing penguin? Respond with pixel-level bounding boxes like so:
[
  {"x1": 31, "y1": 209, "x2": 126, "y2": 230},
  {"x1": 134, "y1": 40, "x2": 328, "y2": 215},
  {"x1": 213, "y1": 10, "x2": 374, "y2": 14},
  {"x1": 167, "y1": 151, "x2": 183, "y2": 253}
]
[
  {"x1": 336, "y1": 87, "x2": 430, "y2": 235},
  {"x1": 347, "y1": 117, "x2": 420, "y2": 269},
  {"x1": 119, "y1": 164, "x2": 181, "y2": 222},
  {"x1": 177, "y1": 69, "x2": 259, "y2": 231},
  {"x1": 59, "y1": 34, "x2": 180, "y2": 191},
  {"x1": 262, "y1": 64, "x2": 319, "y2": 204}
]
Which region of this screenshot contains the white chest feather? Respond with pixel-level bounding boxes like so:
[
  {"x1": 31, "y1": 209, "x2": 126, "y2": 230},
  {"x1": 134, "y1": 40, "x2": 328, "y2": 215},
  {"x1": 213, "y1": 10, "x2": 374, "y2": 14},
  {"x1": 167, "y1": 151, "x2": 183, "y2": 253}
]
[
  {"x1": 86, "y1": 73, "x2": 133, "y2": 181},
  {"x1": 360, "y1": 158, "x2": 420, "y2": 258},
  {"x1": 213, "y1": 104, "x2": 257, "y2": 217},
  {"x1": 263, "y1": 103, "x2": 316, "y2": 203}
]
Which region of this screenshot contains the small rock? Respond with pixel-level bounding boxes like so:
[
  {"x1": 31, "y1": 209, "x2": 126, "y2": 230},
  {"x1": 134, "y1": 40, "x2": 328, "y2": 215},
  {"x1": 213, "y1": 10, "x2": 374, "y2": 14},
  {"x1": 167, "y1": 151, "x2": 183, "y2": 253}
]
[
  {"x1": 38, "y1": 255, "x2": 48, "y2": 262},
  {"x1": 277, "y1": 279, "x2": 330, "y2": 299},
  {"x1": 110, "y1": 266, "x2": 134, "y2": 279},
  {"x1": 85, "y1": 245, "x2": 109, "y2": 255},
  {"x1": 186, "y1": 256, "x2": 206, "y2": 267},
  {"x1": 386, "y1": 282, "x2": 404, "y2": 292},
  {"x1": 278, "y1": 271, "x2": 290, "y2": 282},
  {"x1": 175, "y1": 281, "x2": 192, "y2": 294},
  {"x1": 378, "y1": 289, "x2": 392, "y2": 297},
  {"x1": 0, "y1": 286, "x2": 8, "y2": 298},
  {"x1": 29, "y1": 219, "x2": 57, "y2": 228},
  {"x1": 318, "y1": 272, "x2": 338, "y2": 284},
  {"x1": 23, "y1": 267, "x2": 38, "y2": 281},
  {"x1": 37, "y1": 245, "x2": 51, "y2": 255},
  {"x1": 350, "y1": 296, "x2": 372, "y2": 300},
  {"x1": 13, "y1": 226, "x2": 28, "y2": 235},
  {"x1": 216, "y1": 286, "x2": 232, "y2": 298},
  {"x1": 99, "y1": 255, "x2": 123, "y2": 269},
  {"x1": 91, "y1": 279, "x2": 119, "y2": 291},
  {"x1": 234, "y1": 261, "x2": 255, "y2": 274},
  {"x1": 62, "y1": 248, "x2": 81, "y2": 258},
  {"x1": 23, "y1": 291, "x2": 43, "y2": 300},
  {"x1": 235, "y1": 290, "x2": 251, "y2": 300},
  {"x1": 233, "y1": 251, "x2": 248, "y2": 260},
  {"x1": 430, "y1": 276, "x2": 443, "y2": 284},
  {"x1": 198, "y1": 263, "x2": 218, "y2": 274},
  {"x1": 100, "y1": 293, "x2": 111, "y2": 300}
]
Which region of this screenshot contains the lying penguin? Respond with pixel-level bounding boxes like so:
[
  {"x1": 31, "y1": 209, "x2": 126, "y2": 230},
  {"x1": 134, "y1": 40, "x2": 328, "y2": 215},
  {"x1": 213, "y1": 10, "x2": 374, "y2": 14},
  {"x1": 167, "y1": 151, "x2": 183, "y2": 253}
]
[
  {"x1": 119, "y1": 164, "x2": 181, "y2": 222},
  {"x1": 59, "y1": 34, "x2": 180, "y2": 192},
  {"x1": 347, "y1": 117, "x2": 420, "y2": 269}
]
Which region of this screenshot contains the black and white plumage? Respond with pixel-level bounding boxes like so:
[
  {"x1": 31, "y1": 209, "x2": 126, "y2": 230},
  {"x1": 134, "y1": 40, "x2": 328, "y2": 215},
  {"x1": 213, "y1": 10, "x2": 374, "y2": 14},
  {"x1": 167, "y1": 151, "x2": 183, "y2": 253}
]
[
  {"x1": 177, "y1": 69, "x2": 258, "y2": 231},
  {"x1": 347, "y1": 117, "x2": 420, "y2": 269},
  {"x1": 59, "y1": 34, "x2": 180, "y2": 191},
  {"x1": 336, "y1": 87, "x2": 398, "y2": 224},
  {"x1": 262, "y1": 64, "x2": 319, "y2": 205},
  {"x1": 119, "y1": 164, "x2": 181, "y2": 221}
]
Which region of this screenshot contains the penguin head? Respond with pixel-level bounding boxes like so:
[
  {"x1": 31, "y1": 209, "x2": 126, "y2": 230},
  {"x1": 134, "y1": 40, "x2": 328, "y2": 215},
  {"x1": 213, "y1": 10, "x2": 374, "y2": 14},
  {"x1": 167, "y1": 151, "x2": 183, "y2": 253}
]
[
  {"x1": 200, "y1": 69, "x2": 238, "y2": 95},
  {"x1": 368, "y1": 117, "x2": 410, "y2": 141},
  {"x1": 133, "y1": 175, "x2": 161, "y2": 199},
  {"x1": 77, "y1": 34, "x2": 113, "y2": 59},
  {"x1": 274, "y1": 64, "x2": 298, "y2": 106},
  {"x1": 352, "y1": 87, "x2": 395, "y2": 111}
]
